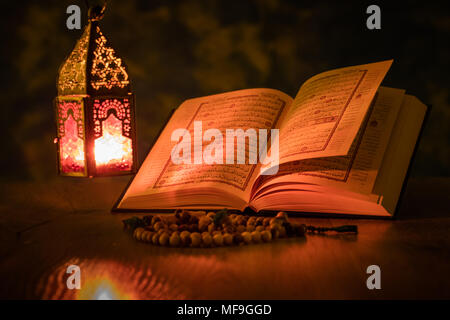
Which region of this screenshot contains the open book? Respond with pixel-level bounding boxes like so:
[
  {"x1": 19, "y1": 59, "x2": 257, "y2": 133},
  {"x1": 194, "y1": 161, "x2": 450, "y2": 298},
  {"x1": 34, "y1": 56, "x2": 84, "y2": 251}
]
[{"x1": 114, "y1": 60, "x2": 428, "y2": 217}]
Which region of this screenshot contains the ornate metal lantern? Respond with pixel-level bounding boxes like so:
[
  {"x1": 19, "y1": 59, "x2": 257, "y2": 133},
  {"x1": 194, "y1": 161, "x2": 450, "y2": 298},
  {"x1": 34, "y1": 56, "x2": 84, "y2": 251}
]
[{"x1": 54, "y1": 5, "x2": 137, "y2": 177}]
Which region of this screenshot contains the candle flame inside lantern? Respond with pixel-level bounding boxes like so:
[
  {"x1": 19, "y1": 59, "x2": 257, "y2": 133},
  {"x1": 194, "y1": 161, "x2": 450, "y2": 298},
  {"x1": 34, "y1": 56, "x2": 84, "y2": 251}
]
[
  {"x1": 94, "y1": 112, "x2": 132, "y2": 173},
  {"x1": 60, "y1": 114, "x2": 85, "y2": 173}
]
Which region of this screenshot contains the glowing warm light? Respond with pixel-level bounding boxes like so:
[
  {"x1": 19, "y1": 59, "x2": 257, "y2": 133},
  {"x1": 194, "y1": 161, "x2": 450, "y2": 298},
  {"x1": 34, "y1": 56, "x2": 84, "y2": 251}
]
[
  {"x1": 79, "y1": 278, "x2": 131, "y2": 300},
  {"x1": 94, "y1": 113, "x2": 132, "y2": 173},
  {"x1": 60, "y1": 114, "x2": 85, "y2": 173},
  {"x1": 95, "y1": 287, "x2": 114, "y2": 300},
  {"x1": 37, "y1": 259, "x2": 184, "y2": 300}
]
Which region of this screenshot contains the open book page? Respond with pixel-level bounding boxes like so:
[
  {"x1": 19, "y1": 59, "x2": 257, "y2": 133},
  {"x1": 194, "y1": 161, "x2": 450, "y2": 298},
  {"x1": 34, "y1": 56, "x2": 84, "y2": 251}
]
[
  {"x1": 250, "y1": 87, "x2": 405, "y2": 205},
  {"x1": 372, "y1": 95, "x2": 427, "y2": 214},
  {"x1": 272, "y1": 60, "x2": 393, "y2": 169},
  {"x1": 118, "y1": 88, "x2": 292, "y2": 210}
]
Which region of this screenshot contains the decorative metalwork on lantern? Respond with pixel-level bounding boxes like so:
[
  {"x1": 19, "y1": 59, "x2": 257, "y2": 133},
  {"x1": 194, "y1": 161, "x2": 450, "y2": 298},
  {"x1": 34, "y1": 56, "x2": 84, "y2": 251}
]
[
  {"x1": 54, "y1": 4, "x2": 137, "y2": 177},
  {"x1": 91, "y1": 27, "x2": 130, "y2": 91}
]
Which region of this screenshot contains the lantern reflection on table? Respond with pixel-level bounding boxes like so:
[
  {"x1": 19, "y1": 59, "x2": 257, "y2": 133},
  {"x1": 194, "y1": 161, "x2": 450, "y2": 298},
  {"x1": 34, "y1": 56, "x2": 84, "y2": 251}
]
[{"x1": 54, "y1": 5, "x2": 137, "y2": 177}]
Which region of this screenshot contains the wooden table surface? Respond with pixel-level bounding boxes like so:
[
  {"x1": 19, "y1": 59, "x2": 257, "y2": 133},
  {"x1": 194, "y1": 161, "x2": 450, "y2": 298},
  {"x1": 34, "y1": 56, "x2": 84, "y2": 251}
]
[{"x1": 0, "y1": 176, "x2": 449, "y2": 299}]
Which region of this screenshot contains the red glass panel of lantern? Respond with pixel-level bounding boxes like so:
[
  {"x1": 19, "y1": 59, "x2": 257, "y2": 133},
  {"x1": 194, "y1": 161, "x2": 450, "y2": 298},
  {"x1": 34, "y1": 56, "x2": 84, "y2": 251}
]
[
  {"x1": 56, "y1": 99, "x2": 86, "y2": 176},
  {"x1": 93, "y1": 98, "x2": 133, "y2": 174}
]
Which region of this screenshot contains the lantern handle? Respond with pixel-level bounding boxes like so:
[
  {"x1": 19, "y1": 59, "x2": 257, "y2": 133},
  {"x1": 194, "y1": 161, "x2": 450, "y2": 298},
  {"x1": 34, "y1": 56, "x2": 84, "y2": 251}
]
[{"x1": 85, "y1": 0, "x2": 107, "y2": 21}]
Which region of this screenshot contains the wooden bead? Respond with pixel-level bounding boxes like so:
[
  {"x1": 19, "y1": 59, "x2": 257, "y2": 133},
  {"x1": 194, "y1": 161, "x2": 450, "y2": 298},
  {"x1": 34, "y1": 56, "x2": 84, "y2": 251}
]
[
  {"x1": 247, "y1": 217, "x2": 256, "y2": 226},
  {"x1": 159, "y1": 232, "x2": 169, "y2": 246},
  {"x1": 202, "y1": 232, "x2": 213, "y2": 247},
  {"x1": 235, "y1": 216, "x2": 245, "y2": 225},
  {"x1": 198, "y1": 216, "x2": 212, "y2": 232},
  {"x1": 190, "y1": 232, "x2": 201, "y2": 247},
  {"x1": 153, "y1": 221, "x2": 164, "y2": 232},
  {"x1": 142, "y1": 231, "x2": 151, "y2": 242},
  {"x1": 169, "y1": 233, "x2": 181, "y2": 247},
  {"x1": 152, "y1": 233, "x2": 160, "y2": 245},
  {"x1": 148, "y1": 231, "x2": 156, "y2": 242},
  {"x1": 139, "y1": 231, "x2": 147, "y2": 242},
  {"x1": 213, "y1": 234, "x2": 224, "y2": 246},
  {"x1": 275, "y1": 211, "x2": 288, "y2": 220},
  {"x1": 133, "y1": 227, "x2": 144, "y2": 241},
  {"x1": 251, "y1": 231, "x2": 262, "y2": 243},
  {"x1": 261, "y1": 230, "x2": 272, "y2": 242},
  {"x1": 223, "y1": 233, "x2": 233, "y2": 246},
  {"x1": 180, "y1": 231, "x2": 191, "y2": 246},
  {"x1": 241, "y1": 231, "x2": 252, "y2": 244},
  {"x1": 256, "y1": 217, "x2": 264, "y2": 226},
  {"x1": 270, "y1": 226, "x2": 280, "y2": 239}
]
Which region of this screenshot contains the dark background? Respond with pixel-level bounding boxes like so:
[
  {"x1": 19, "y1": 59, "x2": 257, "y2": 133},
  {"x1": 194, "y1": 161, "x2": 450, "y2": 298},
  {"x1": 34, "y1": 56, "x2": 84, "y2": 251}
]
[{"x1": 1, "y1": 0, "x2": 448, "y2": 181}]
